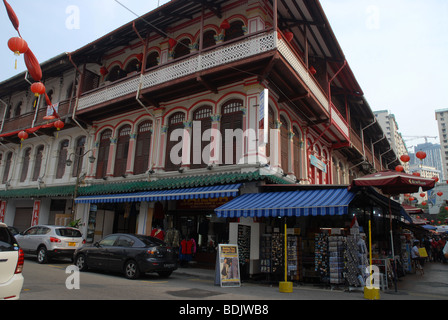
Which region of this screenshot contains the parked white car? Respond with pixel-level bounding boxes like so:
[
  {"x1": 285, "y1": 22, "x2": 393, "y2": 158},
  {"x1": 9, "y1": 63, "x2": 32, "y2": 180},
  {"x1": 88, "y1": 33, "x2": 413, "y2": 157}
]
[
  {"x1": 0, "y1": 222, "x2": 24, "y2": 300},
  {"x1": 15, "y1": 225, "x2": 84, "y2": 264}
]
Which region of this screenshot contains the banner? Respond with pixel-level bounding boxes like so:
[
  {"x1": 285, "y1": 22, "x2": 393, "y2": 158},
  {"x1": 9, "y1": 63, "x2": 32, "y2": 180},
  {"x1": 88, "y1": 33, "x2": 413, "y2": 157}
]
[
  {"x1": 0, "y1": 201, "x2": 6, "y2": 223},
  {"x1": 217, "y1": 244, "x2": 240, "y2": 287},
  {"x1": 31, "y1": 200, "x2": 41, "y2": 226}
]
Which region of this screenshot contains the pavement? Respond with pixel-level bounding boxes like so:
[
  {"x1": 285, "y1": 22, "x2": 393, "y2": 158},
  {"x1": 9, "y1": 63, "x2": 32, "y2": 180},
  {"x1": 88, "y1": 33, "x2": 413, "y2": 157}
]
[{"x1": 173, "y1": 261, "x2": 448, "y2": 300}]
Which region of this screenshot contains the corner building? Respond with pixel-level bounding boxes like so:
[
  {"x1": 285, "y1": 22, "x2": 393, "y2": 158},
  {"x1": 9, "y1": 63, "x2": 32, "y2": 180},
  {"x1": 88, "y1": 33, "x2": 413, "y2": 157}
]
[{"x1": 0, "y1": 1, "x2": 401, "y2": 281}]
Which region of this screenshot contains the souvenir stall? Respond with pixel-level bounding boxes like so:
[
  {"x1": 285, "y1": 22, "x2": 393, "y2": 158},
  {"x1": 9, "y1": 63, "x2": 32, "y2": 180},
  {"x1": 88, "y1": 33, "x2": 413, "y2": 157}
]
[{"x1": 216, "y1": 184, "x2": 421, "y2": 289}]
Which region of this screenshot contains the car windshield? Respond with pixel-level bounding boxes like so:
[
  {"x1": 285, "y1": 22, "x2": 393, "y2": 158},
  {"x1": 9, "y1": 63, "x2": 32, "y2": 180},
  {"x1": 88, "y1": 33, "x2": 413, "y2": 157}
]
[
  {"x1": 134, "y1": 235, "x2": 166, "y2": 246},
  {"x1": 56, "y1": 228, "x2": 82, "y2": 237},
  {"x1": 0, "y1": 227, "x2": 16, "y2": 252}
]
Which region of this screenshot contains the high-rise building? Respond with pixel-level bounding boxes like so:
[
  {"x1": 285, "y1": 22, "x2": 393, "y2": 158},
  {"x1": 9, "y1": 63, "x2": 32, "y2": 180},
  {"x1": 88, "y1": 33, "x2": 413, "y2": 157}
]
[
  {"x1": 409, "y1": 142, "x2": 443, "y2": 180},
  {"x1": 374, "y1": 110, "x2": 409, "y2": 170},
  {"x1": 435, "y1": 108, "x2": 448, "y2": 180}
]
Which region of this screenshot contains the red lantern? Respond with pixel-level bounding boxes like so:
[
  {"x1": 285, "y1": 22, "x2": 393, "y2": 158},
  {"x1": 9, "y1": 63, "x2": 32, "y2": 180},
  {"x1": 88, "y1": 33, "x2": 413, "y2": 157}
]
[
  {"x1": 54, "y1": 120, "x2": 65, "y2": 131},
  {"x1": 420, "y1": 193, "x2": 426, "y2": 198},
  {"x1": 168, "y1": 38, "x2": 177, "y2": 49},
  {"x1": 433, "y1": 176, "x2": 439, "y2": 182},
  {"x1": 445, "y1": 206, "x2": 448, "y2": 211},
  {"x1": 3, "y1": 0, "x2": 20, "y2": 35},
  {"x1": 309, "y1": 66, "x2": 317, "y2": 75},
  {"x1": 422, "y1": 201, "x2": 427, "y2": 206},
  {"x1": 18, "y1": 130, "x2": 28, "y2": 141},
  {"x1": 412, "y1": 172, "x2": 420, "y2": 177},
  {"x1": 416, "y1": 151, "x2": 426, "y2": 160},
  {"x1": 18, "y1": 130, "x2": 28, "y2": 148},
  {"x1": 31, "y1": 82, "x2": 46, "y2": 97},
  {"x1": 24, "y1": 49, "x2": 42, "y2": 82},
  {"x1": 400, "y1": 154, "x2": 410, "y2": 163},
  {"x1": 284, "y1": 31, "x2": 294, "y2": 42},
  {"x1": 100, "y1": 66, "x2": 108, "y2": 76},
  {"x1": 7, "y1": 37, "x2": 28, "y2": 69},
  {"x1": 395, "y1": 165, "x2": 404, "y2": 172},
  {"x1": 437, "y1": 192, "x2": 443, "y2": 197},
  {"x1": 409, "y1": 197, "x2": 415, "y2": 201},
  {"x1": 220, "y1": 19, "x2": 230, "y2": 30}
]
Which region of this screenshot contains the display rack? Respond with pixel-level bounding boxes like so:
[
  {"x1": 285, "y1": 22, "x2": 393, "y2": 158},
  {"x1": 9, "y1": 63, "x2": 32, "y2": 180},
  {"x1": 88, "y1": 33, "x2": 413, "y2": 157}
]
[
  {"x1": 287, "y1": 234, "x2": 301, "y2": 281},
  {"x1": 260, "y1": 234, "x2": 272, "y2": 273},
  {"x1": 314, "y1": 233, "x2": 329, "y2": 283},
  {"x1": 328, "y1": 236, "x2": 345, "y2": 285}
]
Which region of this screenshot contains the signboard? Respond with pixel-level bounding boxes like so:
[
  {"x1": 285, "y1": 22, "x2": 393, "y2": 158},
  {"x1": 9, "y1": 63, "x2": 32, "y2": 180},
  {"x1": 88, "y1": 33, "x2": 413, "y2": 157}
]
[
  {"x1": 176, "y1": 197, "x2": 233, "y2": 210},
  {"x1": 31, "y1": 200, "x2": 41, "y2": 227},
  {"x1": 258, "y1": 89, "x2": 269, "y2": 145},
  {"x1": 0, "y1": 201, "x2": 6, "y2": 223},
  {"x1": 310, "y1": 155, "x2": 327, "y2": 173},
  {"x1": 46, "y1": 102, "x2": 59, "y2": 117},
  {"x1": 217, "y1": 244, "x2": 240, "y2": 287}
]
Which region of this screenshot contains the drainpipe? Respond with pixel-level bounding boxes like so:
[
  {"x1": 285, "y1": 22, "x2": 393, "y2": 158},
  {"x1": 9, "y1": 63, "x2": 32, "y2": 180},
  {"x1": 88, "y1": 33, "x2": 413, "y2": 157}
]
[
  {"x1": 361, "y1": 118, "x2": 377, "y2": 160},
  {"x1": 133, "y1": 22, "x2": 154, "y2": 119},
  {"x1": 68, "y1": 53, "x2": 90, "y2": 136},
  {"x1": 372, "y1": 135, "x2": 386, "y2": 170},
  {"x1": 0, "y1": 99, "x2": 8, "y2": 133},
  {"x1": 308, "y1": 60, "x2": 347, "y2": 152}
]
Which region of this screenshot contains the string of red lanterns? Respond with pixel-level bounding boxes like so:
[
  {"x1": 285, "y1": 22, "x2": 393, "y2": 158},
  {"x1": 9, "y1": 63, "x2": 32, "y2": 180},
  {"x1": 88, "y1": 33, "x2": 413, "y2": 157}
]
[{"x1": 3, "y1": 0, "x2": 63, "y2": 145}]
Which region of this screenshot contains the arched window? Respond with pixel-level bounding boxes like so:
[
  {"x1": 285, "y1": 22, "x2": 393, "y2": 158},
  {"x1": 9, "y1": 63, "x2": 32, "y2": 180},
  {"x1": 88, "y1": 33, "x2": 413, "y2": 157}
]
[
  {"x1": 221, "y1": 99, "x2": 243, "y2": 165},
  {"x1": 280, "y1": 115, "x2": 289, "y2": 172},
  {"x1": 125, "y1": 58, "x2": 140, "y2": 74},
  {"x1": 165, "y1": 112, "x2": 186, "y2": 171},
  {"x1": 173, "y1": 39, "x2": 191, "y2": 59},
  {"x1": 32, "y1": 145, "x2": 44, "y2": 181},
  {"x1": 146, "y1": 51, "x2": 159, "y2": 69},
  {"x1": 134, "y1": 121, "x2": 152, "y2": 175},
  {"x1": 20, "y1": 148, "x2": 31, "y2": 182},
  {"x1": 106, "y1": 66, "x2": 127, "y2": 82},
  {"x1": 13, "y1": 102, "x2": 22, "y2": 118},
  {"x1": 72, "y1": 136, "x2": 86, "y2": 177},
  {"x1": 293, "y1": 127, "x2": 302, "y2": 178},
  {"x1": 114, "y1": 125, "x2": 131, "y2": 177},
  {"x1": 2, "y1": 152, "x2": 13, "y2": 184},
  {"x1": 96, "y1": 129, "x2": 112, "y2": 179},
  {"x1": 191, "y1": 106, "x2": 212, "y2": 169},
  {"x1": 56, "y1": 140, "x2": 69, "y2": 179},
  {"x1": 202, "y1": 30, "x2": 217, "y2": 49},
  {"x1": 224, "y1": 20, "x2": 245, "y2": 42}
]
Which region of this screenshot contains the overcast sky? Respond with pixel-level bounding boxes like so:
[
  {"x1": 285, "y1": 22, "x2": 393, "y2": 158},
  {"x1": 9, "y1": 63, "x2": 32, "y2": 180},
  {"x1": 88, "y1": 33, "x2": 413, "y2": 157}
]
[{"x1": 1, "y1": 0, "x2": 447, "y2": 149}]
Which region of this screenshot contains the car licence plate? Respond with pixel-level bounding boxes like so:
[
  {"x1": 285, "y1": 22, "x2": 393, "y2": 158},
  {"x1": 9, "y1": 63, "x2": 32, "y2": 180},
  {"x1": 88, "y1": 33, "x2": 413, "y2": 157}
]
[
  {"x1": 68, "y1": 242, "x2": 76, "y2": 246},
  {"x1": 164, "y1": 264, "x2": 175, "y2": 268}
]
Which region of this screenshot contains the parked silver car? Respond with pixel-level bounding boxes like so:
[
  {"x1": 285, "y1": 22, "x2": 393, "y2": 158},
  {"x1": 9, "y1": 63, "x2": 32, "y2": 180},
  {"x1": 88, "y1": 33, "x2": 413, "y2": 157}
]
[
  {"x1": 15, "y1": 225, "x2": 84, "y2": 264},
  {"x1": 0, "y1": 223, "x2": 24, "y2": 300}
]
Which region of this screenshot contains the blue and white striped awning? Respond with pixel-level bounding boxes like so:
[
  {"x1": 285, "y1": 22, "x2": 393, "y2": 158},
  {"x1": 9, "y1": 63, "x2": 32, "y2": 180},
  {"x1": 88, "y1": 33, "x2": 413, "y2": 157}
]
[
  {"x1": 215, "y1": 188, "x2": 355, "y2": 218},
  {"x1": 75, "y1": 184, "x2": 242, "y2": 204}
]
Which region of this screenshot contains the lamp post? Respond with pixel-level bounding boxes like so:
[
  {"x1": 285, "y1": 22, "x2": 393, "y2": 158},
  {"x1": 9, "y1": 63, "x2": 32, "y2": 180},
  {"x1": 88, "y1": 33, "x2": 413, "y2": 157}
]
[{"x1": 66, "y1": 149, "x2": 96, "y2": 221}]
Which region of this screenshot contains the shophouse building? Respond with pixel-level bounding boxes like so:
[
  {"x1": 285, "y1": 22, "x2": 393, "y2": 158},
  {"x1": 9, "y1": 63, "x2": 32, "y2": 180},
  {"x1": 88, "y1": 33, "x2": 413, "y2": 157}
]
[{"x1": 0, "y1": 0, "x2": 400, "y2": 276}]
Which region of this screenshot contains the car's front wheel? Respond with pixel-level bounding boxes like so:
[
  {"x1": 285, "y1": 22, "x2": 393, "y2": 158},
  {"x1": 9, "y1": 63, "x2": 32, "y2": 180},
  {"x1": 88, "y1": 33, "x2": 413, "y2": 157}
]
[
  {"x1": 75, "y1": 254, "x2": 88, "y2": 271},
  {"x1": 124, "y1": 260, "x2": 140, "y2": 280},
  {"x1": 37, "y1": 246, "x2": 48, "y2": 264}
]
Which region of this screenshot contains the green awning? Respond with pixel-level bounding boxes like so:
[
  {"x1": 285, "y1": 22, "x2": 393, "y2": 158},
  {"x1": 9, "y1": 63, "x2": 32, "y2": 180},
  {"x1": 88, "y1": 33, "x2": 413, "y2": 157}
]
[
  {"x1": 0, "y1": 185, "x2": 75, "y2": 199},
  {"x1": 0, "y1": 171, "x2": 290, "y2": 200}
]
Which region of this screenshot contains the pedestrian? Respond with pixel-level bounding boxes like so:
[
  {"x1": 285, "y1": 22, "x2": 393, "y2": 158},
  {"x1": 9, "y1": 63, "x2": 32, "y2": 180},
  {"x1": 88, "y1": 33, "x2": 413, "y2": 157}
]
[
  {"x1": 411, "y1": 240, "x2": 424, "y2": 275},
  {"x1": 179, "y1": 234, "x2": 196, "y2": 267},
  {"x1": 431, "y1": 237, "x2": 439, "y2": 262},
  {"x1": 439, "y1": 236, "x2": 447, "y2": 264}
]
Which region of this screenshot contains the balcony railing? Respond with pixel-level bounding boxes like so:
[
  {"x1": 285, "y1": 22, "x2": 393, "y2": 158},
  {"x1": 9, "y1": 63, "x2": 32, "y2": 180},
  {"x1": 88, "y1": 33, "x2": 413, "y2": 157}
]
[{"x1": 76, "y1": 30, "x2": 349, "y2": 140}]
